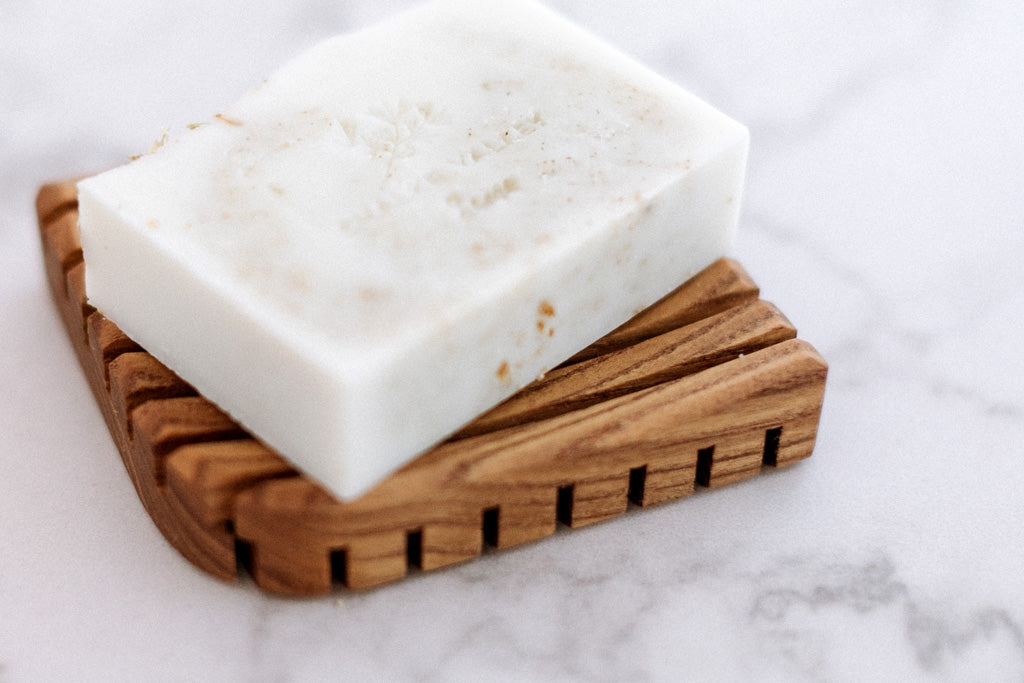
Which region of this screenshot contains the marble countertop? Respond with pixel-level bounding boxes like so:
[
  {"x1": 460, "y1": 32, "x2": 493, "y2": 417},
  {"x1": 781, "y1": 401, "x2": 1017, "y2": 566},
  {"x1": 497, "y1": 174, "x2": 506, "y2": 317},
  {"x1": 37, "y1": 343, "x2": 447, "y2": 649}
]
[{"x1": 2, "y1": 1, "x2": 1023, "y2": 680}]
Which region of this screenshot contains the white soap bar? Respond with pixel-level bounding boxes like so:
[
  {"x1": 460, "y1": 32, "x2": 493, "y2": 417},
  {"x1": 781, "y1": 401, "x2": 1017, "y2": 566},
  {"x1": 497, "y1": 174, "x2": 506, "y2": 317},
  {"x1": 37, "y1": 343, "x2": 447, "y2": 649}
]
[{"x1": 78, "y1": 0, "x2": 748, "y2": 500}]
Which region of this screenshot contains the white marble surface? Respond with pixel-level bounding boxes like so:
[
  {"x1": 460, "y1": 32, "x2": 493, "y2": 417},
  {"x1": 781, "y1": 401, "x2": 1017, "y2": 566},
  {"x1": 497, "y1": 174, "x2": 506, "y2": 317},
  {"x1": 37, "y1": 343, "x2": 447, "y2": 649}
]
[{"x1": 2, "y1": 1, "x2": 1023, "y2": 680}]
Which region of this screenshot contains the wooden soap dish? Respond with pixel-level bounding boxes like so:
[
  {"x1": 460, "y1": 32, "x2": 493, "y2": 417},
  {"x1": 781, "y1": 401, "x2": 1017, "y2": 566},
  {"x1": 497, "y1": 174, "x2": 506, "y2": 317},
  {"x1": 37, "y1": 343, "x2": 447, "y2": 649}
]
[{"x1": 37, "y1": 180, "x2": 827, "y2": 595}]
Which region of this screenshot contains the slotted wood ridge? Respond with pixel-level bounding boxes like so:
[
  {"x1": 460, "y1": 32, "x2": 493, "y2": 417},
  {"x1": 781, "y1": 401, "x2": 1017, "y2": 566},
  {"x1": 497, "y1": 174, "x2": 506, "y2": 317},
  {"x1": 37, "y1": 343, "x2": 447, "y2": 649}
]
[{"x1": 37, "y1": 180, "x2": 828, "y2": 595}]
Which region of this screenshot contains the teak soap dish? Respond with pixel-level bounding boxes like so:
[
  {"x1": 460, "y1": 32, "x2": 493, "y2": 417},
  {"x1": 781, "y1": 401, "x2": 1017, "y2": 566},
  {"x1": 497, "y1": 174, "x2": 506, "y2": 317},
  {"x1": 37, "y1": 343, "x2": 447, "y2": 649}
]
[{"x1": 37, "y1": 180, "x2": 828, "y2": 595}]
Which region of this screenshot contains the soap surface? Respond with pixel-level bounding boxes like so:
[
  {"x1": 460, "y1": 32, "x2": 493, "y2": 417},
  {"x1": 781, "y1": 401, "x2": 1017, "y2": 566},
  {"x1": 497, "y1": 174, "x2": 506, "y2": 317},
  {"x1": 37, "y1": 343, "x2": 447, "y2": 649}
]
[{"x1": 77, "y1": 0, "x2": 749, "y2": 500}]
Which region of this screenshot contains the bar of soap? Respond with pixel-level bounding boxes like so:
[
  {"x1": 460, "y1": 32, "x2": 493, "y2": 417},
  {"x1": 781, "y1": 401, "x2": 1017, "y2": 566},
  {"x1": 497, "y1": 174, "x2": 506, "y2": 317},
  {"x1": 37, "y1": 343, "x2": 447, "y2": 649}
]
[{"x1": 77, "y1": 0, "x2": 749, "y2": 500}]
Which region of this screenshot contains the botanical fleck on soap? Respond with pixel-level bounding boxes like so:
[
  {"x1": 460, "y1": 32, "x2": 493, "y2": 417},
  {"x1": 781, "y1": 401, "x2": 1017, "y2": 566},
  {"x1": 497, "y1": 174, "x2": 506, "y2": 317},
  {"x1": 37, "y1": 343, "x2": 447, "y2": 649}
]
[{"x1": 77, "y1": 0, "x2": 749, "y2": 500}]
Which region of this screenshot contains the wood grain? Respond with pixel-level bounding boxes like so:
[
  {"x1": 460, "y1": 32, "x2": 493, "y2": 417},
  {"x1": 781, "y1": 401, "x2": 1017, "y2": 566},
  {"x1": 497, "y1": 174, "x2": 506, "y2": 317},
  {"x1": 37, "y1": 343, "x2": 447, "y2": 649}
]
[{"x1": 37, "y1": 180, "x2": 828, "y2": 595}]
